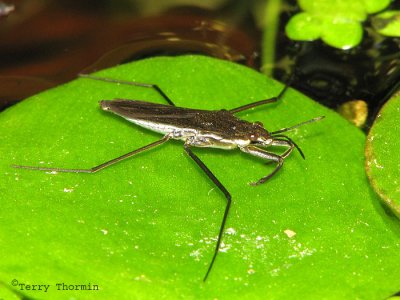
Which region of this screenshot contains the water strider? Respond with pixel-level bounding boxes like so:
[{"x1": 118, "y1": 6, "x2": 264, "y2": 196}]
[{"x1": 13, "y1": 74, "x2": 324, "y2": 281}]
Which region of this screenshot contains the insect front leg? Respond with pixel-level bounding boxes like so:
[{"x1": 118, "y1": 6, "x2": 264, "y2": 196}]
[
  {"x1": 12, "y1": 134, "x2": 171, "y2": 173},
  {"x1": 78, "y1": 74, "x2": 175, "y2": 106},
  {"x1": 272, "y1": 134, "x2": 305, "y2": 159},
  {"x1": 183, "y1": 144, "x2": 231, "y2": 282},
  {"x1": 271, "y1": 138, "x2": 294, "y2": 159},
  {"x1": 239, "y1": 145, "x2": 284, "y2": 186}
]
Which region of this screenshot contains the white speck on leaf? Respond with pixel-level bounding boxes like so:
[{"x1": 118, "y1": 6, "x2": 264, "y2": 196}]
[
  {"x1": 219, "y1": 241, "x2": 231, "y2": 252},
  {"x1": 284, "y1": 229, "x2": 296, "y2": 238},
  {"x1": 189, "y1": 249, "x2": 202, "y2": 261},
  {"x1": 134, "y1": 274, "x2": 151, "y2": 282},
  {"x1": 373, "y1": 158, "x2": 384, "y2": 169},
  {"x1": 247, "y1": 268, "x2": 256, "y2": 275},
  {"x1": 226, "y1": 228, "x2": 236, "y2": 235}
]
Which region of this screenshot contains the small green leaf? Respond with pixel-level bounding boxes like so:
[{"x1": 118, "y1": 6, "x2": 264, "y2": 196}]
[
  {"x1": 285, "y1": 12, "x2": 322, "y2": 41},
  {"x1": 298, "y1": 0, "x2": 367, "y2": 21},
  {"x1": 1, "y1": 56, "x2": 399, "y2": 299},
  {"x1": 372, "y1": 10, "x2": 400, "y2": 37},
  {"x1": 286, "y1": 0, "x2": 391, "y2": 49},
  {"x1": 366, "y1": 93, "x2": 400, "y2": 218},
  {"x1": 321, "y1": 19, "x2": 363, "y2": 49},
  {"x1": 364, "y1": 0, "x2": 391, "y2": 14}
]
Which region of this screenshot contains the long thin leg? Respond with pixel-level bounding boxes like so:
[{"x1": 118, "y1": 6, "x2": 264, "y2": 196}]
[
  {"x1": 78, "y1": 74, "x2": 175, "y2": 106},
  {"x1": 229, "y1": 84, "x2": 290, "y2": 114},
  {"x1": 240, "y1": 145, "x2": 284, "y2": 186},
  {"x1": 271, "y1": 139, "x2": 294, "y2": 159},
  {"x1": 256, "y1": 138, "x2": 294, "y2": 157},
  {"x1": 183, "y1": 144, "x2": 231, "y2": 282},
  {"x1": 12, "y1": 135, "x2": 171, "y2": 173}
]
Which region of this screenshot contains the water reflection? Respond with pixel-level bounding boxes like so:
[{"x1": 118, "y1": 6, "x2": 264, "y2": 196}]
[{"x1": 0, "y1": 0, "x2": 399, "y2": 128}]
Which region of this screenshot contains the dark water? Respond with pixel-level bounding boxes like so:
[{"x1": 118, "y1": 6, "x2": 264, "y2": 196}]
[{"x1": 1, "y1": 0, "x2": 399, "y2": 129}]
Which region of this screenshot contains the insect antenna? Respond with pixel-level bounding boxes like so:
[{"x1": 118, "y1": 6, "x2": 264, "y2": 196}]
[
  {"x1": 269, "y1": 116, "x2": 324, "y2": 159},
  {"x1": 79, "y1": 74, "x2": 175, "y2": 106},
  {"x1": 272, "y1": 134, "x2": 305, "y2": 159},
  {"x1": 270, "y1": 116, "x2": 325, "y2": 135}
]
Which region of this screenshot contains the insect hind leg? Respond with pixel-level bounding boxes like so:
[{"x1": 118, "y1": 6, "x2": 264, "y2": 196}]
[
  {"x1": 78, "y1": 74, "x2": 175, "y2": 106},
  {"x1": 183, "y1": 144, "x2": 232, "y2": 282},
  {"x1": 12, "y1": 135, "x2": 171, "y2": 174}
]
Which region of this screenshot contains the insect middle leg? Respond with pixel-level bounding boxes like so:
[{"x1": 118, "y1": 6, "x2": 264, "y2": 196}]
[
  {"x1": 78, "y1": 74, "x2": 175, "y2": 106},
  {"x1": 183, "y1": 144, "x2": 231, "y2": 282},
  {"x1": 12, "y1": 135, "x2": 171, "y2": 173}
]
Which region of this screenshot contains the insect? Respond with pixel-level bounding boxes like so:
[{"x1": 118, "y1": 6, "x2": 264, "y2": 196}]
[{"x1": 13, "y1": 73, "x2": 324, "y2": 281}]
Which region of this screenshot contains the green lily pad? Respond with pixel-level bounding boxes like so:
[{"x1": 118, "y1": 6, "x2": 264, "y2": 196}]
[
  {"x1": 285, "y1": 0, "x2": 391, "y2": 49},
  {"x1": 1, "y1": 55, "x2": 399, "y2": 299},
  {"x1": 366, "y1": 92, "x2": 400, "y2": 218}
]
